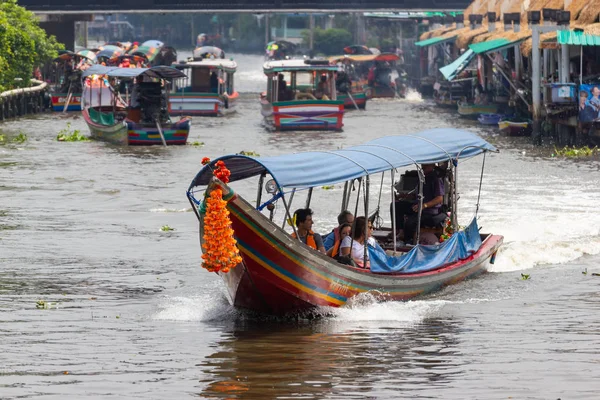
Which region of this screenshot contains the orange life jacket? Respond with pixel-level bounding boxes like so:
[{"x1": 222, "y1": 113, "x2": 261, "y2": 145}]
[
  {"x1": 292, "y1": 230, "x2": 317, "y2": 250},
  {"x1": 329, "y1": 226, "x2": 341, "y2": 258}
]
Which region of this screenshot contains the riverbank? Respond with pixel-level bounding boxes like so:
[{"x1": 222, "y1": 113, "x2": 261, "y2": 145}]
[{"x1": 0, "y1": 79, "x2": 49, "y2": 121}]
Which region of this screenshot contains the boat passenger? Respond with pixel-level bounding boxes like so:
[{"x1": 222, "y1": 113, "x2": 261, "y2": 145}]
[
  {"x1": 277, "y1": 74, "x2": 293, "y2": 101},
  {"x1": 326, "y1": 222, "x2": 351, "y2": 258},
  {"x1": 339, "y1": 216, "x2": 374, "y2": 269},
  {"x1": 323, "y1": 210, "x2": 354, "y2": 251},
  {"x1": 335, "y1": 69, "x2": 352, "y2": 93},
  {"x1": 391, "y1": 164, "x2": 446, "y2": 245},
  {"x1": 474, "y1": 84, "x2": 489, "y2": 105},
  {"x1": 291, "y1": 208, "x2": 326, "y2": 254},
  {"x1": 315, "y1": 74, "x2": 330, "y2": 100},
  {"x1": 210, "y1": 72, "x2": 219, "y2": 93}
]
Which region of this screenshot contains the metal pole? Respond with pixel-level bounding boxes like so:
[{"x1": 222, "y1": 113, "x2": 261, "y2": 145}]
[
  {"x1": 391, "y1": 169, "x2": 397, "y2": 251},
  {"x1": 83, "y1": 21, "x2": 88, "y2": 48},
  {"x1": 191, "y1": 14, "x2": 195, "y2": 47},
  {"x1": 363, "y1": 176, "x2": 369, "y2": 268},
  {"x1": 580, "y1": 45, "x2": 583, "y2": 86},
  {"x1": 305, "y1": 187, "x2": 313, "y2": 208},
  {"x1": 561, "y1": 44, "x2": 569, "y2": 83},
  {"x1": 514, "y1": 46, "x2": 521, "y2": 81},
  {"x1": 309, "y1": 13, "x2": 314, "y2": 53},
  {"x1": 531, "y1": 25, "x2": 542, "y2": 142},
  {"x1": 265, "y1": 14, "x2": 270, "y2": 47}
]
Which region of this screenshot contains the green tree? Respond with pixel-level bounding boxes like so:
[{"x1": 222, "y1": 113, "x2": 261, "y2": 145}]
[{"x1": 0, "y1": 0, "x2": 63, "y2": 92}]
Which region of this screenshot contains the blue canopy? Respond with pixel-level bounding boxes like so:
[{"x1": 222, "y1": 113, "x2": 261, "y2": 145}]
[
  {"x1": 82, "y1": 65, "x2": 186, "y2": 80},
  {"x1": 440, "y1": 49, "x2": 475, "y2": 81},
  {"x1": 189, "y1": 128, "x2": 497, "y2": 190},
  {"x1": 369, "y1": 217, "x2": 482, "y2": 273}
]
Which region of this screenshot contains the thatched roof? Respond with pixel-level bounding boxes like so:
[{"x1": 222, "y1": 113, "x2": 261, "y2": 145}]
[
  {"x1": 456, "y1": 26, "x2": 490, "y2": 49},
  {"x1": 567, "y1": 0, "x2": 590, "y2": 20},
  {"x1": 583, "y1": 22, "x2": 600, "y2": 36},
  {"x1": 419, "y1": 25, "x2": 458, "y2": 41},
  {"x1": 521, "y1": 31, "x2": 557, "y2": 57},
  {"x1": 441, "y1": 26, "x2": 472, "y2": 40},
  {"x1": 472, "y1": 27, "x2": 533, "y2": 44},
  {"x1": 576, "y1": 2, "x2": 600, "y2": 24}
]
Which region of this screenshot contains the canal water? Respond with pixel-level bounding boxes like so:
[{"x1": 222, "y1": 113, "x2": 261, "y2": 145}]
[{"x1": 1, "y1": 54, "x2": 600, "y2": 399}]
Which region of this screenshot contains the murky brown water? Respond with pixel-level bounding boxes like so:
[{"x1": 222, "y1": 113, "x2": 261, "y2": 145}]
[{"x1": 1, "y1": 54, "x2": 600, "y2": 399}]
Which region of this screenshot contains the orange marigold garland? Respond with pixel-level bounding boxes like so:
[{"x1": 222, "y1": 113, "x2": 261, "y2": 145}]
[{"x1": 201, "y1": 160, "x2": 242, "y2": 273}]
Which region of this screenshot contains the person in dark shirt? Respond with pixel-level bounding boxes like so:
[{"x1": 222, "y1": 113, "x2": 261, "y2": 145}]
[
  {"x1": 391, "y1": 164, "x2": 447, "y2": 244},
  {"x1": 210, "y1": 72, "x2": 219, "y2": 93}
]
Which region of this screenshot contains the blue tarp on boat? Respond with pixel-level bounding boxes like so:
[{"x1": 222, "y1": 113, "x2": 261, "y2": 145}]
[
  {"x1": 189, "y1": 128, "x2": 497, "y2": 189},
  {"x1": 369, "y1": 218, "x2": 482, "y2": 273},
  {"x1": 440, "y1": 49, "x2": 475, "y2": 81}
]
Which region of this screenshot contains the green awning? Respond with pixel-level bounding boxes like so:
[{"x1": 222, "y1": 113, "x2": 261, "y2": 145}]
[
  {"x1": 469, "y1": 38, "x2": 524, "y2": 54},
  {"x1": 557, "y1": 30, "x2": 600, "y2": 46},
  {"x1": 415, "y1": 35, "x2": 457, "y2": 47},
  {"x1": 439, "y1": 49, "x2": 475, "y2": 81}
]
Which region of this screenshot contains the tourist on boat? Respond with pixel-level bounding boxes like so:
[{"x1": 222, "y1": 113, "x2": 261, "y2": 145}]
[
  {"x1": 277, "y1": 74, "x2": 293, "y2": 101},
  {"x1": 339, "y1": 216, "x2": 374, "y2": 269},
  {"x1": 579, "y1": 91, "x2": 597, "y2": 123},
  {"x1": 210, "y1": 72, "x2": 219, "y2": 93},
  {"x1": 391, "y1": 164, "x2": 446, "y2": 245},
  {"x1": 323, "y1": 210, "x2": 354, "y2": 251},
  {"x1": 315, "y1": 74, "x2": 330, "y2": 100},
  {"x1": 291, "y1": 208, "x2": 326, "y2": 254},
  {"x1": 326, "y1": 223, "x2": 352, "y2": 258},
  {"x1": 335, "y1": 69, "x2": 352, "y2": 93},
  {"x1": 130, "y1": 80, "x2": 141, "y2": 110}
]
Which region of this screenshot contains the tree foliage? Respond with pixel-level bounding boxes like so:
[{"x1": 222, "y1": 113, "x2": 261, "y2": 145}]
[
  {"x1": 302, "y1": 28, "x2": 353, "y2": 56},
  {"x1": 0, "y1": 0, "x2": 63, "y2": 92}
]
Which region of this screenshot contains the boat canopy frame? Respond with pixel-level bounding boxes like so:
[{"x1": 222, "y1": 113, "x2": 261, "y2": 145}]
[{"x1": 188, "y1": 129, "x2": 497, "y2": 262}]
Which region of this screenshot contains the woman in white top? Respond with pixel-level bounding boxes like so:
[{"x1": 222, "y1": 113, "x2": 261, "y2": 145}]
[{"x1": 340, "y1": 216, "x2": 374, "y2": 269}]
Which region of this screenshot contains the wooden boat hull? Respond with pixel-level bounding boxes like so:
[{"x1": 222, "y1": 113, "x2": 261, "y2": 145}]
[
  {"x1": 261, "y1": 99, "x2": 344, "y2": 131},
  {"x1": 337, "y1": 92, "x2": 367, "y2": 110},
  {"x1": 458, "y1": 102, "x2": 498, "y2": 117},
  {"x1": 169, "y1": 92, "x2": 238, "y2": 117},
  {"x1": 82, "y1": 108, "x2": 191, "y2": 145},
  {"x1": 201, "y1": 181, "x2": 503, "y2": 316},
  {"x1": 51, "y1": 93, "x2": 82, "y2": 112},
  {"x1": 498, "y1": 120, "x2": 532, "y2": 136}
]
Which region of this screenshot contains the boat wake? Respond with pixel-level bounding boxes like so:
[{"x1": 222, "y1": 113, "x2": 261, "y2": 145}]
[{"x1": 403, "y1": 88, "x2": 424, "y2": 103}]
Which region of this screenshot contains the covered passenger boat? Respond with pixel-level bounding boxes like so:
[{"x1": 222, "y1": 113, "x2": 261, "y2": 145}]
[
  {"x1": 81, "y1": 65, "x2": 191, "y2": 146},
  {"x1": 50, "y1": 50, "x2": 97, "y2": 111},
  {"x1": 261, "y1": 59, "x2": 344, "y2": 131},
  {"x1": 187, "y1": 129, "x2": 503, "y2": 315},
  {"x1": 169, "y1": 48, "x2": 238, "y2": 116},
  {"x1": 331, "y1": 53, "x2": 403, "y2": 99}
]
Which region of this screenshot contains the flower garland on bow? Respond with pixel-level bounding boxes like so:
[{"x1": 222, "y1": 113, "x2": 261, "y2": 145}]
[{"x1": 200, "y1": 158, "x2": 242, "y2": 273}]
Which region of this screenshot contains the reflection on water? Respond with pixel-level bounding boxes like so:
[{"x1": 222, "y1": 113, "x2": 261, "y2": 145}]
[{"x1": 200, "y1": 315, "x2": 461, "y2": 399}]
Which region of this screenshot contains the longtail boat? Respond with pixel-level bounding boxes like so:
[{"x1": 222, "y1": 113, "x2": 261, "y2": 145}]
[
  {"x1": 498, "y1": 118, "x2": 532, "y2": 136},
  {"x1": 186, "y1": 129, "x2": 503, "y2": 315},
  {"x1": 81, "y1": 65, "x2": 191, "y2": 146},
  {"x1": 329, "y1": 53, "x2": 402, "y2": 100},
  {"x1": 457, "y1": 101, "x2": 499, "y2": 118},
  {"x1": 169, "y1": 47, "x2": 238, "y2": 117},
  {"x1": 261, "y1": 59, "x2": 344, "y2": 131},
  {"x1": 50, "y1": 50, "x2": 97, "y2": 112}
]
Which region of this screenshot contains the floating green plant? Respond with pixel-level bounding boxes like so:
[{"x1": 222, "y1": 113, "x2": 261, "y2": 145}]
[
  {"x1": 321, "y1": 185, "x2": 335, "y2": 190},
  {"x1": 553, "y1": 146, "x2": 598, "y2": 158},
  {"x1": 238, "y1": 150, "x2": 260, "y2": 157},
  {"x1": 57, "y1": 123, "x2": 88, "y2": 142},
  {"x1": 189, "y1": 141, "x2": 205, "y2": 147},
  {"x1": 36, "y1": 300, "x2": 58, "y2": 309},
  {"x1": 12, "y1": 132, "x2": 27, "y2": 143},
  {"x1": 521, "y1": 273, "x2": 530, "y2": 280},
  {"x1": 160, "y1": 225, "x2": 174, "y2": 232},
  {"x1": 0, "y1": 134, "x2": 5, "y2": 143}
]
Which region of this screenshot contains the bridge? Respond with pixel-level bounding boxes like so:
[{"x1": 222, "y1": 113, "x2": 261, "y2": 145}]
[{"x1": 20, "y1": 0, "x2": 470, "y2": 13}]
